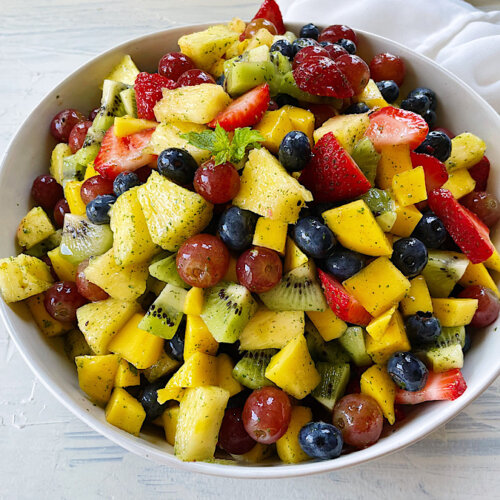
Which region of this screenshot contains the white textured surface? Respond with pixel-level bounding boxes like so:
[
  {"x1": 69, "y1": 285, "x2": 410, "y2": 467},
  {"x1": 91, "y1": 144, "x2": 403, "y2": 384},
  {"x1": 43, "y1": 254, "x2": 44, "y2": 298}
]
[{"x1": 1, "y1": 1, "x2": 499, "y2": 498}]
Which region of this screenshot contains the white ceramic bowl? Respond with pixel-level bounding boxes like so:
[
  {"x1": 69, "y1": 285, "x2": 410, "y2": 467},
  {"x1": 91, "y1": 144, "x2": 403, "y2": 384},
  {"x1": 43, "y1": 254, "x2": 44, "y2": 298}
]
[{"x1": 1, "y1": 23, "x2": 499, "y2": 479}]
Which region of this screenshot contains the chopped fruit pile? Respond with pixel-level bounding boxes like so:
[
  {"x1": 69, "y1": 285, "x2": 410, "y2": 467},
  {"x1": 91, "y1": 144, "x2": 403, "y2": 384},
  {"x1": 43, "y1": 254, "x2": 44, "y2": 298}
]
[{"x1": 2, "y1": 0, "x2": 499, "y2": 466}]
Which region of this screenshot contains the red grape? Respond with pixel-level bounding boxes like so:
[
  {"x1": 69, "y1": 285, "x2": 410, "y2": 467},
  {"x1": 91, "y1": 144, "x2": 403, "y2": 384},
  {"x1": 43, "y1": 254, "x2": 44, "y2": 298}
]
[
  {"x1": 176, "y1": 234, "x2": 230, "y2": 288},
  {"x1": 193, "y1": 159, "x2": 240, "y2": 204},
  {"x1": 89, "y1": 107, "x2": 100, "y2": 121},
  {"x1": 68, "y1": 120, "x2": 92, "y2": 154},
  {"x1": 44, "y1": 281, "x2": 88, "y2": 322},
  {"x1": 461, "y1": 191, "x2": 500, "y2": 228},
  {"x1": 305, "y1": 103, "x2": 338, "y2": 127},
  {"x1": 322, "y1": 43, "x2": 349, "y2": 61},
  {"x1": 369, "y1": 52, "x2": 406, "y2": 86},
  {"x1": 135, "y1": 165, "x2": 154, "y2": 183},
  {"x1": 31, "y1": 175, "x2": 64, "y2": 211},
  {"x1": 80, "y1": 175, "x2": 115, "y2": 205},
  {"x1": 53, "y1": 198, "x2": 70, "y2": 228},
  {"x1": 158, "y1": 52, "x2": 195, "y2": 81},
  {"x1": 332, "y1": 394, "x2": 384, "y2": 448},
  {"x1": 41, "y1": 255, "x2": 58, "y2": 281},
  {"x1": 243, "y1": 18, "x2": 278, "y2": 39},
  {"x1": 76, "y1": 259, "x2": 109, "y2": 302},
  {"x1": 293, "y1": 45, "x2": 330, "y2": 69},
  {"x1": 177, "y1": 69, "x2": 215, "y2": 87},
  {"x1": 242, "y1": 387, "x2": 292, "y2": 444},
  {"x1": 218, "y1": 407, "x2": 257, "y2": 455},
  {"x1": 236, "y1": 247, "x2": 282, "y2": 293},
  {"x1": 458, "y1": 285, "x2": 500, "y2": 328},
  {"x1": 50, "y1": 109, "x2": 86, "y2": 142},
  {"x1": 336, "y1": 54, "x2": 370, "y2": 95},
  {"x1": 319, "y1": 24, "x2": 358, "y2": 45},
  {"x1": 267, "y1": 100, "x2": 279, "y2": 111}
]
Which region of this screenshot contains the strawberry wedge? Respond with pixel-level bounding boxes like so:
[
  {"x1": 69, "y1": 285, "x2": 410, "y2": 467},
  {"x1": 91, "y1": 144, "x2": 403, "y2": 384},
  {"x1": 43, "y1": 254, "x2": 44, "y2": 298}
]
[
  {"x1": 318, "y1": 269, "x2": 372, "y2": 326},
  {"x1": 94, "y1": 126, "x2": 155, "y2": 180},
  {"x1": 410, "y1": 151, "x2": 448, "y2": 194},
  {"x1": 395, "y1": 369, "x2": 467, "y2": 404},
  {"x1": 428, "y1": 188, "x2": 495, "y2": 263},
  {"x1": 208, "y1": 83, "x2": 270, "y2": 131},
  {"x1": 134, "y1": 72, "x2": 177, "y2": 121},
  {"x1": 299, "y1": 132, "x2": 371, "y2": 203},
  {"x1": 251, "y1": 0, "x2": 285, "y2": 35}
]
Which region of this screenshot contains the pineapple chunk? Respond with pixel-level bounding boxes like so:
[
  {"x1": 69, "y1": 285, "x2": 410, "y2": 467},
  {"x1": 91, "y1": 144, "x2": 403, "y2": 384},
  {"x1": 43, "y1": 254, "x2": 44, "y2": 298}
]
[
  {"x1": 75, "y1": 354, "x2": 119, "y2": 405},
  {"x1": 105, "y1": 387, "x2": 146, "y2": 436},
  {"x1": 376, "y1": 144, "x2": 413, "y2": 190},
  {"x1": 307, "y1": 309, "x2": 347, "y2": 341},
  {"x1": 83, "y1": 163, "x2": 98, "y2": 180},
  {"x1": 25, "y1": 293, "x2": 71, "y2": 337},
  {"x1": 432, "y1": 298, "x2": 478, "y2": 327},
  {"x1": 84, "y1": 248, "x2": 148, "y2": 301},
  {"x1": 216, "y1": 353, "x2": 243, "y2": 397},
  {"x1": 276, "y1": 406, "x2": 312, "y2": 464},
  {"x1": 252, "y1": 217, "x2": 288, "y2": 254},
  {"x1": 391, "y1": 203, "x2": 422, "y2": 237},
  {"x1": 400, "y1": 275, "x2": 433, "y2": 316},
  {"x1": 0, "y1": 254, "x2": 53, "y2": 303},
  {"x1": 47, "y1": 246, "x2": 78, "y2": 281},
  {"x1": 233, "y1": 148, "x2": 313, "y2": 223},
  {"x1": 50, "y1": 143, "x2": 72, "y2": 185},
  {"x1": 17, "y1": 207, "x2": 55, "y2": 249},
  {"x1": 184, "y1": 315, "x2": 219, "y2": 359},
  {"x1": 163, "y1": 405, "x2": 180, "y2": 445},
  {"x1": 77, "y1": 298, "x2": 140, "y2": 355},
  {"x1": 109, "y1": 186, "x2": 159, "y2": 266},
  {"x1": 113, "y1": 116, "x2": 158, "y2": 137},
  {"x1": 246, "y1": 28, "x2": 275, "y2": 50},
  {"x1": 392, "y1": 166, "x2": 427, "y2": 206},
  {"x1": 114, "y1": 358, "x2": 140, "y2": 387},
  {"x1": 154, "y1": 84, "x2": 232, "y2": 124},
  {"x1": 174, "y1": 386, "x2": 230, "y2": 461},
  {"x1": 360, "y1": 364, "x2": 396, "y2": 424},
  {"x1": 445, "y1": 132, "x2": 486, "y2": 172},
  {"x1": 104, "y1": 54, "x2": 139, "y2": 86},
  {"x1": 284, "y1": 237, "x2": 308, "y2": 272}
]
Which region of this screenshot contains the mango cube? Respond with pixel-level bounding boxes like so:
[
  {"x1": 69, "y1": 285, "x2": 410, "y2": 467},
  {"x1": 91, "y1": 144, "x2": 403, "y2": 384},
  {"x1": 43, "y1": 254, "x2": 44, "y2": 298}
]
[
  {"x1": 360, "y1": 364, "x2": 396, "y2": 424},
  {"x1": 281, "y1": 105, "x2": 315, "y2": 143},
  {"x1": 216, "y1": 353, "x2": 243, "y2": 397},
  {"x1": 254, "y1": 109, "x2": 294, "y2": 154},
  {"x1": 306, "y1": 309, "x2": 347, "y2": 341},
  {"x1": 400, "y1": 275, "x2": 433, "y2": 316},
  {"x1": 163, "y1": 405, "x2": 180, "y2": 445},
  {"x1": 276, "y1": 406, "x2": 313, "y2": 463},
  {"x1": 83, "y1": 163, "x2": 98, "y2": 180},
  {"x1": 183, "y1": 287, "x2": 204, "y2": 315},
  {"x1": 284, "y1": 237, "x2": 308, "y2": 272},
  {"x1": 223, "y1": 255, "x2": 238, "y2": 282},
  {"x1": 76, "y1": 354, "x2": 119, "y2": 405},
  {"x1": 47, "y1": 246, "x2": 78, "y2": 281},
  {"x1": 442, "y1": 168, "x2": 476, "y2": 199},
  {"x1": 25, "y1": 293, "x2": 71, "y2": 337},
  {"x1": 485, "y1": 249, "x2": 500, "y2": 273},
  {"x1": 114, "y1": 358, "x2": 140, "y2": 387},
  {"x1": 391, "y1": 203, "x2": 423, "y2": 237},
  {"x1": 184, "y1": 315, "x2": 218, "y2": 359},
  {"x1": 356, "y1": 79, "x2": 389, "y2": 109},
  {"x1": 392, "y1": 166, "x2": 427, "y2": 207},
  {"x1": 252, "y1": 217, "x2": 288, "y2": 254},
  {"x1": 366, "y1": 305, "x2": 397, "y2": 341},
  {"x1": 376, "y1": 144, "x2": 413, "y2": 190},
  {"x1": 64, "y1": 181, "x2": 86, "y2": 216},
  {"x1": 432, "y1": 298, "x2": 478, "y2": 326},
  {"x1": 105, "y1": 387, "x2": 146, "y2": 436},
  {"x1": 113, "y1": 116, "x2": 158, "y2": 137},
  {"x1": 459, "y1": 262, "x2": 499, "y2": 297},
  {"x1": 17, "y1": 207, "x2": 55, "y2": 250}
]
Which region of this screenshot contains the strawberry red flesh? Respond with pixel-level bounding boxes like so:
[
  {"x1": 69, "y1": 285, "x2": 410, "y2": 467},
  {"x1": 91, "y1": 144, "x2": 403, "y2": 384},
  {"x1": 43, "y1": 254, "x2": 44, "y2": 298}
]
[
  {"x1": 251, "y1": 0, "x2": 285, "y2": 35},
  {"x1": 428, "y1": 188, "x2": 495, "y2": 263},
  {"x1": 469, "y1": 155, "x2": 490, "y2": 191},
  {"x1": 134, "y1": 72, "x2": 177, "y2": 121},
  {"x1": 395, "y1": 369, "x2": 467, "y2": 404},
  {"x1": 299, "y1": 132, "x2": 371, "y2": 203},
  {"x1": 410, "y1": 151, "x2": 448, "y2": 194}
]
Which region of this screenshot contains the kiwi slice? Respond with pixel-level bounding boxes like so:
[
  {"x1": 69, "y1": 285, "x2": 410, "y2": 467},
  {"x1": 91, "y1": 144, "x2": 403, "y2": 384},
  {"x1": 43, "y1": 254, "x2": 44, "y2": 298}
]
[
  {"x1": 226, "y1": 61, "x2": 278, "y2": 96},
  {"x1": 149, "y1": 253, "x2": 189, "y2": 289},
  {"x1": 351, "y1": 137, "x2": 380, "y2": 186},
  {"x1": 62, "y1": 143, "x2": 100, "y2": 184},
  {"x1": 305, "y1": 320, "x2": 350, "y2": 364},
  {"x1": 201, "y1": 282, "x2": 258, "y2": 343},
  {"x1": 312, "y1": 362, "x2": 350, "y2": 410},
  {"x1": 139, "y1": 284, "x2": 187, "y2": 339},
  {"x1": 120, "y1": 87, "x2": 137, "y2": 118},
  {"x1": 422, "y1": 250, "x2": 469, "y2": 298},
  {"x1": 232, "y1": 349, "x2": 277, "y2": 390},
  {"x1": 360, "y1": 188, "x2": 395, "y2": 216},
  {"x1": 24, "y1": 229, "x2": 62, "y2": 258},
  {"x1": 339, "y1": 326, "x2": 372, "y2": 366},
  {"x1": 259, "y1": 261, "x2": 327, "y2": 312},
  {"x1": 270, "y1": 51, "x2": 292, "y2": 75},
  {"x1": 60, "y1": 214, "x2": 113, "y2": 265}
]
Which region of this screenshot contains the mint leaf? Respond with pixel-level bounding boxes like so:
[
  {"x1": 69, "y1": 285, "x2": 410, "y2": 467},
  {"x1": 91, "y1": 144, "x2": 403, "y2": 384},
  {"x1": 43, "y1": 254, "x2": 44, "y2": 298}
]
[
  {"x1": 181, "y1": 131, "x2": 215, "y2": 151},
  {"x1": 230, "y1": 127, "x2": 265, "y2": 162}
]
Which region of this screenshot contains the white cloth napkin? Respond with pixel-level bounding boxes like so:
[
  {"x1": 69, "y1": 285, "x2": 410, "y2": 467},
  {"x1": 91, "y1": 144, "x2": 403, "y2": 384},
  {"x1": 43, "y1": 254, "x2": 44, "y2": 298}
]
[{"x1": 279, "y1": 0, "x2": 500, "y2": 112}]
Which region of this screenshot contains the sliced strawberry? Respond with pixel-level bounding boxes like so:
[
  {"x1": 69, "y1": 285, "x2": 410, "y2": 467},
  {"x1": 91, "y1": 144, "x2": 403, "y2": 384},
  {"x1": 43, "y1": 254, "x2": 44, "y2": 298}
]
[
  {"x1": 428, "y1": 188, "x2": 495, "y2": 263},
  {"x1": 365, "y1": 106, "x2": 429, "y2": 151},
  {"x1": 293, "y1": 45, "x2": 330, "y2": 69},
  {"x1": 208, "y1": 83, "x2": 270, "y2": 131},
  {"x1": 293, "y1": 56, "x2": 354, "y2": 98},
  {"x1": 469, "y1": 155, "x2": 490, "y2": 191},
  {"x1": 299, "y1": 132, "x2": 371, "y2": 203},
  {"x1": 318, "y1": 269, "x2": 372, "y2": 326},
  {"x1": 94, "y1": 126, "x2": 155, "y2": 180},
  {"x1": 395, "y1": 369, "x2": 466, "y2": 404},
  {"x1": 410, "y1": 151, "x2": 448, "y2": 194},
  {"x1": 251, "y1": 0, "x2": 285, "y2": 35},
  {"x1": 134, "y1": 72, "x2": 177, "y2": 121}
]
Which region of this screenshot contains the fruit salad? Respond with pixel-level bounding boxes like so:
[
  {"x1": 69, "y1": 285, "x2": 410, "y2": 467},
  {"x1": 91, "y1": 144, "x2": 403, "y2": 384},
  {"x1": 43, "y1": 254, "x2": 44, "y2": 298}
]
[{"x1": 1, "y1": 0, "x2": 500, "y2": 465}]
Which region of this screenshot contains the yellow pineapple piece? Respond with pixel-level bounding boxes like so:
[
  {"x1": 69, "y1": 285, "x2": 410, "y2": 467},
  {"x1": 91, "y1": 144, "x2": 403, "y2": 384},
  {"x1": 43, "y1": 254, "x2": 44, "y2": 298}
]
[
  {"x1": 216, "y1": 353, "x2": 243, "y2": 397},
  {"x1": 143, "y1": 350, "x2": 180, "y2": 383},
  {"x1": 391, "y1": 203, "x2": 423, "y2": 237},
  {"x1": 306, "y1": 309, "x2": 347, "y2": 341},
  {"x1": 50, "y1": 143, "x2": 72, "y2": 184},
  {"x1": 284, "y1": 237, "x2": 308, "y2": 272},
  {"x1": 366, "y1": 305, "x2": 397, "y2": 341},
  {"x1": 83, "y1": 163, "x2": 98, "y2": 180},
  {"x1": 75, "y1": 354, "x2": 119, "y2": 405},
  {"x1": 25, "y1": 293, "x2": 71, "y2": 337},
  {"x1": 392, "y1": 166, "x2": 427, "y2": 207},
  {"x1": 276, "y1": 406, "x2": 312, "y2": 464},
  {"x1": 459, "y1": 262, "x2": 499, "y2": 297},
  {"x1": 247, "y1": 28, "x2": 275, "y2": 50},
  {"x1": 252, "y1": 217, "x2": 288, "y2": 254},
  {"x1": 64, "y1": 181, "x2": 87, "y2": 216},
  {"x1": 376, "y1": 144, "x2": 412, "y2": 190},
  {"x1": 360, "y1": 364, "x2": 396, "y2": 424},
  {"x1": 113, "y1": 116, "x2": 158, "y2": 137},
  {"x1": 254, "y1": 109, "x2": 294, "y2": 154},
  {"x1": 114, "y1": 358, "x2": 140, "y2": 387},
  {"x1": 105, "y1": 387, "x2": 146, "y2": 436},
  {"x1": 184, "y1": 315, "x2": 218, "y2": 359},
  {"x1": 228, "y1": 17, "x2": 246, "y2": 34},
  {"x1": 17, "y1": 207, "x2": 55, "y2": 249},
  {"x1": 209, "y1": 58, "x2": 226, "y2": 78},
  {"x1": 442, "y1": 168, "x2": 476, "y2": 199},
  {"x1": 47, "y1": 246, "x2": 78, "y2": 281},
  {"x1": 432, "y1": 298, "x2": 478, "y2": 326},
  {"x1": 163, "y1": 405, "x2": 180, "y2": 445},
  {"x1": 104, "y1": 54, "x2": 139, "y2": 85},
  {"x1": 445, "y1": 132, "x2": 486, "y2": 172},
  {"x1": 485, "y1": 249, "x2": 500, "y2": 272},
  {"x1": 356, "y1": 79, "x2": 389, "y2": 109},
  {"x1": 400, "y1": 275, "x2": 433, "y2": 316},
  {"x1": 281, "y1": 105, "x2": 315, "y2": 144}
]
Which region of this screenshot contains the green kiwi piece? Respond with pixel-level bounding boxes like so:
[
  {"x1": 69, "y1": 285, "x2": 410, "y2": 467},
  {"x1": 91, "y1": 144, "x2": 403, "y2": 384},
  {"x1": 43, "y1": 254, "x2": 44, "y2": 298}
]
[
  {"x1": 422, "y1": 250, "x2": 469, "y2": 298},
  {"x1": 61, "y1": 143, "x2": 100, "y2": 184},
  {"x1": 270, "y1": 51, "x2": 292, "y2": 75},
  {"x1": 259, "y1": 261, "x2": 327, "y2": 312},
  {"x1": 232, "y1": 349, "x2": 277, "y2": 390},
  {"x1": 149, "y1": 253, "x2": 189, "y2": 289},
  {"x1": 312, "y1": 362, "x2": 350, "y2": 410},
  {"x1": 24, "y1": 229, "x2": 62, "y2": 258},
  {"x1": 120, "y1": 87, "x2": 137, "y2": 117},
  {"x1": 351, "y1": 137, "x2": 380, "y2": 186},
  {"x1": 59, "y1": 214, "x2": 113, "y2": 265},
  {"x1": 201, "y1": 282, "x2": 258, "y2": 343},
  {"x1": 360, "y1": 188, "x2": 395, "y2": 215},
  {"x1": 64, "y1": 329, "x2": 93, "y2": 360},
  {"x1": 226, "y1": 61, "x2": 278, "y2": 96},
  {"x1": 305, "y1": 320, "x2": 350, "y2": 364},
  {"x1": 339, "y1": 326, "x2": 372, "y2": 366}
]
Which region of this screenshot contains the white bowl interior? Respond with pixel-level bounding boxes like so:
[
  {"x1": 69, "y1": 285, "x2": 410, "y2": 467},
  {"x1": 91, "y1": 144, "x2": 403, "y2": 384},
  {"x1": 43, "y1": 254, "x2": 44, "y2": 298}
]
[{"x1": 1, "y1": 23, "x2": 499, "y2": 479}]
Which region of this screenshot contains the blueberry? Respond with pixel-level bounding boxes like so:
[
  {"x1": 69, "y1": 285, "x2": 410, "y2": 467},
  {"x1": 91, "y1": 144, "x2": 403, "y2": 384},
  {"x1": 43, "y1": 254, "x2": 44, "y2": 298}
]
[
  {"x1": 400, "y1": 94, "x2": 431, "y2": 116},
  {"x1": 321, "y1": 249, "x2": 366, "y2": 282},
  {"x1": 391, "y1": 237, "x2": 428, "y2": 277},
  {"x1": 113, "y1": 171, "x2": 140, "y2": 197},
  {"x1": 405, "y1": 311, "x2": 442, "y2": 344},
  {"x1": 292, "y1": 37, "x2": 318, "y2": 56},
  {"x1": 423, "y1": 109, "x2": 437, "y2": 128},
  {"x1": 376, "y1": 80, "x2": 399, "y2": 103},
  {"x1": 463, "y1": 328, "x2": 472, "y2": 354},
  {"x1": 300, "y1": 23, "x2": 320, "y2": 40},
  {"x1": 279, "y1": 130, "x2": 312, "y2": 172},
  {"x1": 337, "y1": 39, "x2": 356, "y2": 54},
  {"x1": 275, "y1": 93, "x2": 299, "y2": 108},
  {"x1": 157, "y1": 148, "x2": 198, "y2": 185},
  {"x1": 415, "y1": 131, "x2": 452, "y2": 162},
  {"x1": 270, "y1": 39, "x2": 294, "y2": 59},
  {"x1": 344, "y1": 102, "x2": 370, "y2": 114},
  {"x1": 166, "y1": 317, "x2": 185, "y2": 362},
  {"x1": 412, "y1": 212, "x2": 447, "y2": 248},
  {"x1": 138, "y1": 378, "x2": 169, "y2": 421},
  {"x1": 86, "y1": 194, "x2": 116, "y2": 224},
  {"x1": 216, "y1": 73, "x2": 226, "y2": 87},
  {"x1": 310, "y1": 202, "x2": 336, "y2": 216},
  {"x1": 292, "y1": 216, "x2": 336, "y2": 259},
  {"x1": 299, "y1": 422, "x2": 343, "y2": 459},
  {"x1": 408, "y1": 87, "x2": 437, "y2": 110},
  {"x1": 387, "y1": 351, "x2": 428, "y2": 392},
  {"x1": 218, "y1": 206, "x2": 258, "y2": 251}
]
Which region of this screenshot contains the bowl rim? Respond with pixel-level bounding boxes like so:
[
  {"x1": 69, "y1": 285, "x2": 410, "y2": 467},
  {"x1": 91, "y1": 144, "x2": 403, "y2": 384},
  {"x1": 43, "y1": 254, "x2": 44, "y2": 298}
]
[{"x1": 1, "y1": 22, "x2": 500, "y2": 479}]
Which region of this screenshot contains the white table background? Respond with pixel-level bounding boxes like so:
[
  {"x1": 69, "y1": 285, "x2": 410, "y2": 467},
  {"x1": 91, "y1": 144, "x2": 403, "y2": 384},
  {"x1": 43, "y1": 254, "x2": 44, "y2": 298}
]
[{"x1": 1, "y1": 1, "x2": 499, "y2": 498}]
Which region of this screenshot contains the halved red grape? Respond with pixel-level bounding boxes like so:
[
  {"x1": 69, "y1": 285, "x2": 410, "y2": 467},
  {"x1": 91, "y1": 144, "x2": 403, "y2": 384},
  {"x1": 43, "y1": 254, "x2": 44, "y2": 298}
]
[
  {"x1": 44, "y1": 281, "x2": 88, "y2": 322},
  {"x1": 177, "y1": 69, "x2": 215, "y2": 87},
  {"x1": 322, "y1": 43, "x2": 349, "y2": 61},
  {"x1": 332, "y1": 393, "x2": 384, "y2": 448},
  {"x1": 236, "y1": 247, "x2": 282, "y2": 293},
  {"x1": 369, "y1": 52, "x2": 406, "y2": 86},
  {"x1": 319, "y1": 24, "x2": 358, "y2": 45},
  {"x1": 458, "y1": 285, "x2": 500, "y2": 328},
  {"x1": 68, "y1": 120, "x2": 92, "y2": 154},
  {"x1": 242, "y1": 387, "x2": 292, "y2": 444},
  {"x1": 335, "y1": 54, "x2": 370, "y2": 95},
  {"x1": 50, "y1": 109, "x2": 86, "y2": 142},
  {"x1": 76, "y1": 260, "x2": 109, "y2": 302},
  {"x1": 218, "y1": 407, "x2": 257, "y2": 455},
  {"x1": 243, "y1": 18, "x2": 278, "y2": 39},
  {"x1": 89, "y1": 107, "x2": 100, "y2": 121},
  {"x1": 31, "y1": 175, "x2": 64, "y2": 211},
  {"x1": 193, "y1": 159, "x2": 240, "y2": 204},
  {"x1": 158, "y1": 52, "x2": 195, "y2": 80},
  {"x1": 461, "y1": 191, "x2": 500, "y2": 228},
  {"x1": 80, "y1": 175, "x2": 115, "y2": 205},
  {"x1": 176, "y1": 234, "x2": 230, "y2": 288},
  {"x1": 53, "y1": 198, "x2": 70, "y2": 228}
]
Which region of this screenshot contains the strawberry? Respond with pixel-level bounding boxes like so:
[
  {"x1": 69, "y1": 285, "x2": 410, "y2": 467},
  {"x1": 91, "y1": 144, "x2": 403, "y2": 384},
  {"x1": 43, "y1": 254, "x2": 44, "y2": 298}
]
[
  {"x1": 299, "y1": 132, "x2": 371, "y2": 203},
  {"x1": 469, "y1": 155, "x2": 490, "y2": 191},
  {"x1": 428, "y1": 188, "x2": 495, "y2": 263},
  {"x1": 293, "y1": 56, "x2": 354, "y2": 98},
  {"x1": 134, "y1": 72, "x2": 177, "y2": 121},
  {"x1": 395, "y1": 369, "x2": 467, "y2": 404},
  {"x1": 410, "y1": 151, "x2": 448, "y2": 194},
  {"x1": 94, "y1": 126, "x2": 155, "y2": 180},
  {"x1": 251, "y1": 0, "x2": 285, "y2": 35},
  {"x1": 208, "y1": 83, "x2": 270, "y2": 131},
  {"x1": 293, "y1": 45, "x2": 330, "y2": 69},
  {"x1": 365, "y1": 106, "x2": 429, "y2": 151},
  {"x1": 318, "y1": 269, "x2": 372, "y2": 326}
]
